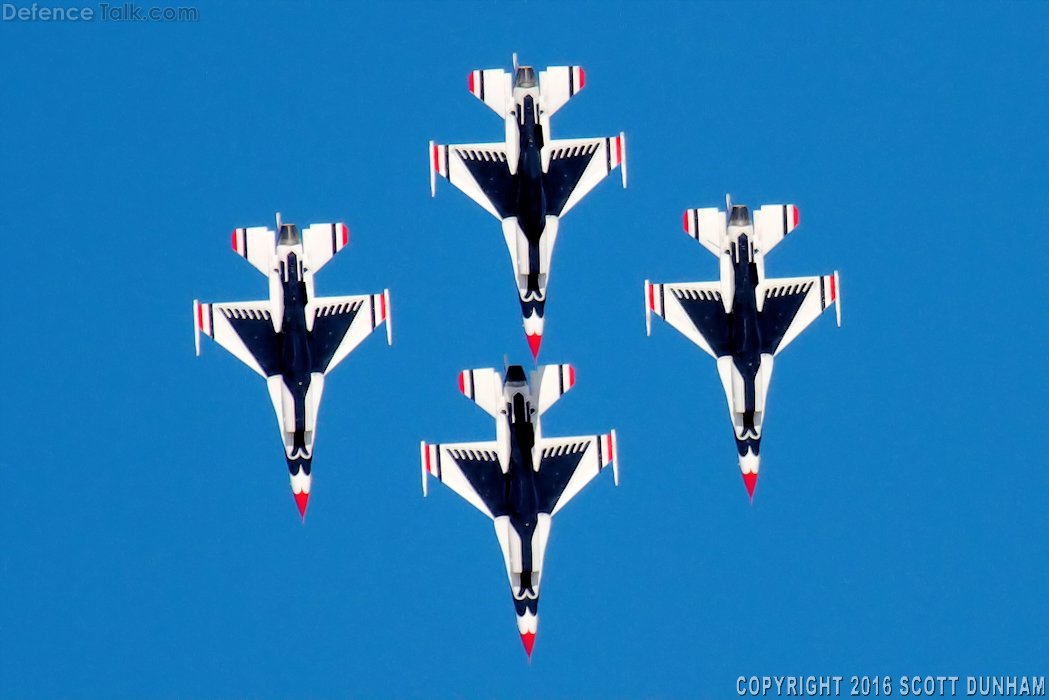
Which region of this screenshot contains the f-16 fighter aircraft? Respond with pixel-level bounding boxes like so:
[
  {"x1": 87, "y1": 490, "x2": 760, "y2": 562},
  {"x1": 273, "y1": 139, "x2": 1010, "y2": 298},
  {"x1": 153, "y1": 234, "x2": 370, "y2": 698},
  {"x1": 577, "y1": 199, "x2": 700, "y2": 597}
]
[
  {"x1": 429, "y1": 55, "x2": 627, "y2": 361},
  {"x1": 421, "y1": 363, "x2": 618, "y2": 659},
  {"x1": 193, "y1": 214, "x2": 392, "y2": 520},
  {"x1": 644, "y1": 198, "x2": 840, "y2": 500}
]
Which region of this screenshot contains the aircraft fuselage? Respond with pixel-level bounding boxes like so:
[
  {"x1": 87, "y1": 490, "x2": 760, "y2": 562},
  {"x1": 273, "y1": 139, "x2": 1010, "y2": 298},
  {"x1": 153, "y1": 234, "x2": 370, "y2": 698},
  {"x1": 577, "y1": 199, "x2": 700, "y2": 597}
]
[
  {"x1": 515, "y1": 95, "x2": 547, "y2": 240},
  {"x1": 275, "y1": 250, "x2": 316, "y2": 472},
  {"x1": 727, "y1": 233, "x2": 763, "y2": 418},
  {"x1": 496, "y1": 371, "x2": 547, "y2": 618}
]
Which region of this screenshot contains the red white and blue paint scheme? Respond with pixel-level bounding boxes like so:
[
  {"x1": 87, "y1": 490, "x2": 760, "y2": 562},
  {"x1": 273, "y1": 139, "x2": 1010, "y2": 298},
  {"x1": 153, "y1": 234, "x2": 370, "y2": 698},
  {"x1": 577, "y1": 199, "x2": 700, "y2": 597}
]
[
  {"x1": 645, "y1": 198, "x2": 840, "y2": 500},
  {"x1": 421, "y1": 363, "x2": 618, "y2": 659},
  {"x1": 193, "y1": 214, "x2": 392, "y2": 520},
  {"x1": 429, "y1": 55, "x2": 626, "y2": 361}
]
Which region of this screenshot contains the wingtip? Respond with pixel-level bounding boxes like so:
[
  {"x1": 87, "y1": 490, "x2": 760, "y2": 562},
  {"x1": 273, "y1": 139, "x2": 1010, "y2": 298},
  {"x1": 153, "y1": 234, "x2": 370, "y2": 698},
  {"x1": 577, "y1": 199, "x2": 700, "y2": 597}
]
[
  {"x1": 834, "y1": 271, "x2": 842, "y2": 327},
  {"x1": 429, "y1": 140, "x2": 437, "y2": 197},
  {"x1": 619, "y1": 131, "x2": 627, "y2": 188}
]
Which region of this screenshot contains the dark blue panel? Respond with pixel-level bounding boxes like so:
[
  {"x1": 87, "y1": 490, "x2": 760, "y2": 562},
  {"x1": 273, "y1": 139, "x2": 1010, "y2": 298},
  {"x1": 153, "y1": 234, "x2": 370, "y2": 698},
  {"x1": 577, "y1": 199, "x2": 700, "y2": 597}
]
[
  {"x1": 447, "y1": 450, "x2": 509, "y2": 518},
  {"x1": 758, "y1": 291, "x2": 808, "y2": 354},
  {"x1": 308, "y1": 304, "x2": 363, "y2": 373},
  {"x1": 535, "y1": 448, "x2": 587, "y2": 514},
  {"x1": 677, "y1": 294, "x2": 732, "y2": 357},
  {"x1": 459, "y1": 155, "x2": 517, "y2": 219},
  {"x1": 225, "y1": 315, "x2": 282, "y2": 378},
  {"x1": 544, "y1": 148, "x2": 597, "y2": 216}
]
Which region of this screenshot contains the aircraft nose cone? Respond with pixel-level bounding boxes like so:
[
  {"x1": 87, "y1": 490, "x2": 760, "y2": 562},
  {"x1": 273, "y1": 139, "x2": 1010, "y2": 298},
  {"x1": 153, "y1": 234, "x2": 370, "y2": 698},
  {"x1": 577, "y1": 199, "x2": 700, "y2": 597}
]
[
  {"x1": 522, "y1": 310, "x2": 545, "y2": 363},
  {"x1": 742, "y1": 472, "x2": 758, "y2": 501},
  {"x1": 290, "y1": 469, "x2": 312, "y2": 522},
  {"x1": 738, "y1": 451, "x2": 760, "y2": 502},
  {"x1": 516, "y1": 608, "x2": 539, "y2": 661},
  {"x1": 293, "y1": 491, "x2": 310, "y2": 521},
  {"x1": 526, "y1": 332, "x2": 543, "y2": 362},
  {"x1": 520, "y1": 631, "x2": 536, "y2": 660}
]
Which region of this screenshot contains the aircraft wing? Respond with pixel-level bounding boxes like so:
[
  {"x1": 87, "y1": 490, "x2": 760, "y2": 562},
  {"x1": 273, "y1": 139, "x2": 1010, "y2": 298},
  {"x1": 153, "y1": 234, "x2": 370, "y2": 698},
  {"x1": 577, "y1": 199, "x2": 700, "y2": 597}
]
[
  {"x1": 645, "y1": 281, "x2": 730, "y2": 359},
  {"x1": 194, "y1": 300, "x2": 280, "y2": 378},
  {"x1": 536, "y1": 432, "x2": 617, "y2": 517},
  {"x1": 421, "y1": 441, "x2": 507, "y2": 519},
  {"x1": 309, "y1": 290, "x2": 391, "y2": 374},
  {"x1": 232, "y1": 226, "x2": 276, "y2": 274},
  {"x1": 430, "y1": 141, "x2": 515, "y2": 220},
  {"x1": 758, "y1": 273, "x2": 840, "y2": 355},
  {"x1": 545, "y1": 134, "x2": 626, "y2": 217}
]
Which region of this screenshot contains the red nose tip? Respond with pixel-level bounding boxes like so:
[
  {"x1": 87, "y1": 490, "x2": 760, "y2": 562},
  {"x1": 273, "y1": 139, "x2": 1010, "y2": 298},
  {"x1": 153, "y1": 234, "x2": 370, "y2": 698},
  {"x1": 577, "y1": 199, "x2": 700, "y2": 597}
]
[
  {"x1": 294, "y1": 491, "x2": 310, "y2": 521},
  {"x1": 526, "y1": 333, "x2": 542, "y2": 362},
  {"x1": 742, "y1": 472, "x2": 757, "y2": 501},
  {"x1": 520, "y1": 631, "x2": 535, "y2": 659}
]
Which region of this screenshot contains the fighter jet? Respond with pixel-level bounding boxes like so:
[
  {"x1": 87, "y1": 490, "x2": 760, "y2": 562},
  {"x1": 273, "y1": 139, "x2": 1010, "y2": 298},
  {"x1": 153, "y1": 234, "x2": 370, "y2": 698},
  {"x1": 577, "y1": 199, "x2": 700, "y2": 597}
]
[
  {"x1": 193, "y1": 214, "x2": 392, "y2": 520},
  {"x1": 644, "y1": 198, "x2": 840, "y2": 500},
  {"x1": 429, "y1": 55, "x2": 627, "y2": 360},
  {"x1": 421, "y1": 363, "x2": 618, "y2": 659}
]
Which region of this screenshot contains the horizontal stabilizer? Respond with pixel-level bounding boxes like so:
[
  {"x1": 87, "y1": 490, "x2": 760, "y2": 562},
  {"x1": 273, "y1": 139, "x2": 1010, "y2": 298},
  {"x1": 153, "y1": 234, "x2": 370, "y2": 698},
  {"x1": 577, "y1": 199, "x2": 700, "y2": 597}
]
[
  {"x1": 232, "y1": 226, "x2": 276, "y2": 274},
  {"x1": 538, "y1": 64, "x2": 585, "y2": 117},
  {"x1": 753, "y1": 204, "x2": 800, "y2": 254},
  {"x1": 531, "y1": 364, "x2": 575, "y2": 415},
  {"x1": 683, "y1": 207, "x2": 725, "y2": 256},
  {"x1": 302, "y1": 222, "x2": 349, "y2": 272},
  {"x1": 469, "y1": 68, "x2": 511, "y2": 115},
  {"x1": 459, "y1": 368, "x2": 504, "y2": 418}
]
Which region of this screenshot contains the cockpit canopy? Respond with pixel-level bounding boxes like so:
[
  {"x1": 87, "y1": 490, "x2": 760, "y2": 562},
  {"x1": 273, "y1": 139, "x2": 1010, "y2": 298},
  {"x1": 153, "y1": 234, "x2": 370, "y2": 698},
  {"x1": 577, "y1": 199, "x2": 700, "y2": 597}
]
[
  {"x1": 277, "y1": 223, "x2": 301, "y2": 246},
  {"x1": 514, "y1": 66, "x2": 537, "y2": 89}
]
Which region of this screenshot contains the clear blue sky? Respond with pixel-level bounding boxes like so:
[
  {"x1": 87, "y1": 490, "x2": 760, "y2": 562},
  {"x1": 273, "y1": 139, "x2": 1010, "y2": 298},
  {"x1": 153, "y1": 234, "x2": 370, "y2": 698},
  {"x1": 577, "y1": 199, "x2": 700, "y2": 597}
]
[{"x1": 1, "y1": 1, "x2": 1047, "y2": 697}]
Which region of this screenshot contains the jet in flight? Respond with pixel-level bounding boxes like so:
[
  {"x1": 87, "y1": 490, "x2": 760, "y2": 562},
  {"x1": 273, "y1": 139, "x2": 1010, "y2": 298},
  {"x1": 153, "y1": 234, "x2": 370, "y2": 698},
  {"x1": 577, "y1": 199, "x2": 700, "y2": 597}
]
[
  {"x1": 194, "y1": 214, "x2": 391, "y2": 520},
  {"x1": 421, "y1": 362, "x2": 618, "y2": 659},
  {"x1": 645, "y1": 198, "x2": 840, "y2": 500},
  {"x1": 429, "y1": 55, "x2": 626, "y2": 360}
]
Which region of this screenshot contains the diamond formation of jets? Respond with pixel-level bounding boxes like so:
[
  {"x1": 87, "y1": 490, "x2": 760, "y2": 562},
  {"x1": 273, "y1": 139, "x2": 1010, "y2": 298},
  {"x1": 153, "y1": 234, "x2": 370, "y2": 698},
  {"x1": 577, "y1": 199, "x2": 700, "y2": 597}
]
[
  {"x1": 430, "y1": 55, "x2": 627, "y2": 361},
  {"x1": 421, "y1": 363, "x2": 618, "y2": 659},
  {"x1": 194, "y1": 214, "x2": 392, "y2": 520},
  {"x1": 645, "y1": 198, "x2": 840, "y2": 500}
]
